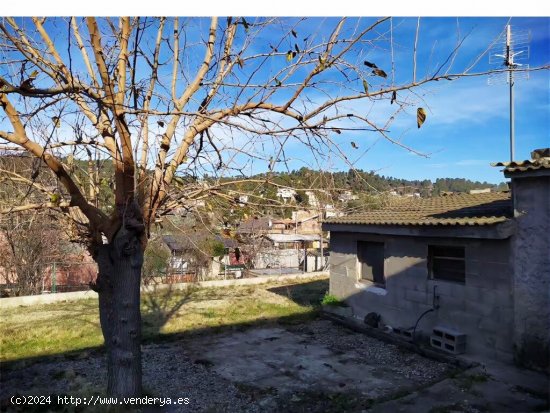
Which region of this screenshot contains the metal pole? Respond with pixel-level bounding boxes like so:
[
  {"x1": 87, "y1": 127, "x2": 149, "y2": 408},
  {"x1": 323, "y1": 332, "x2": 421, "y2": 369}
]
[
  {"x1": 303, "y1": 241, "x2": 307, "y2": 273},
  {"x1": 506, "y1": 25, "x2": 515, "y2": 162},
  {"x1": 319, "y1": 233, "x2": 324, "y2": 271},
  {"x1": 52, "y1": 262, "x2": 57, "y2": 294},
  {"x1": 510, "y1": 70, "x2": 515, "y2": 162}
]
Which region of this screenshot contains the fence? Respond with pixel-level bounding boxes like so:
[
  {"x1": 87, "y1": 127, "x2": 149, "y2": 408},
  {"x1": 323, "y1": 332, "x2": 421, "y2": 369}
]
[{"x1": 0, "y1": 261, "x2": 98, "y2": 297}]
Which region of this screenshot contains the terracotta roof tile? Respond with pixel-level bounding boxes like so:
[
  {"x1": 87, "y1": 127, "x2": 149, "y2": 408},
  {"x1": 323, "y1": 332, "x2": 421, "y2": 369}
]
[
  {"x1": 492, "y1": 148, "x2": 550, "y2": 172},
  {"x1": 324, "y1": 192, "x2": 512, "y2": 226},
  {"x1": 492, "y1": 158, "x2": 550, "y2": 172}
]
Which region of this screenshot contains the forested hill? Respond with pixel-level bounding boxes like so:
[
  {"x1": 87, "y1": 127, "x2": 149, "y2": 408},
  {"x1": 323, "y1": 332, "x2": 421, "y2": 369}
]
[{"x1": 215, "y1": 167, "x2": 508, "y2": 197}]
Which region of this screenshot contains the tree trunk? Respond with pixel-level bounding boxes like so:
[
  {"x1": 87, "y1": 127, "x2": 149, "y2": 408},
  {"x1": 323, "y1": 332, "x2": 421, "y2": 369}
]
[{"x1": 95, "y1": 225, "x2": 144, "y2": 397}]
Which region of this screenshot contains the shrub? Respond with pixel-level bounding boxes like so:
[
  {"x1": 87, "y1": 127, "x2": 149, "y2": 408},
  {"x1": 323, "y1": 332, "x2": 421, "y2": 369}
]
[{"x1": 321, "y1": 292, "x2": 344, "y2": 306}]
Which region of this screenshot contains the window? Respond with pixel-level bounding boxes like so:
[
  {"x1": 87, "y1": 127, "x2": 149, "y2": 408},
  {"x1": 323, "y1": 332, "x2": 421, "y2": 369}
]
[
  {"x1": 428, "y1": 245, "x2": 465, "y2": 283},
  {"x1": 357, "y1": 241, "x2": 385, "y2": 286}
]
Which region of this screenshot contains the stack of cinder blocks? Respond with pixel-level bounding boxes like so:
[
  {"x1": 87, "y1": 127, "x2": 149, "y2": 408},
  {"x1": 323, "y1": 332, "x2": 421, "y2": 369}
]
[{"x1": 430, "y1": 326, "x2": 466, "y2": 354}]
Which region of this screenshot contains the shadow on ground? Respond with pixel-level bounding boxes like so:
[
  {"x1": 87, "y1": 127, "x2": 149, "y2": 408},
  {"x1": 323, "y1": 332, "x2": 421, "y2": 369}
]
[
  {"x1": 1, "y1": 278, "x2": 548, "y2": 413},
  {"x1": 267, "y1": 278, "x2": 329, "y2": 306}
]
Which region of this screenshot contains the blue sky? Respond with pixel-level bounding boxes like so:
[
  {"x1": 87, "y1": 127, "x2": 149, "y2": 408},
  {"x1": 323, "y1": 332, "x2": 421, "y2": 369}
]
[
  {"x1": 326, "y1": 17, "x2": 549, "y2": 184},
  {"x1": 222, "y1": 17, "x2": 549, "y2": 183},
  {"x1": 1, "y1": 16, "x2": 548, "y2": 185}
]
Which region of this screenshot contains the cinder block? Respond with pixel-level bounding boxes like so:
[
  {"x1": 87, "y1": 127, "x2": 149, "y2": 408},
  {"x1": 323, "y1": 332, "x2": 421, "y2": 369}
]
[
  {"x1": 430, "y1": 326, "x2": 467, "y2": 355},
  {"x1": 430, "y1": 336, "x2": 466, "y2": 354},
  {"x1": 433, "y1": 326, "x2": 466, "y2": 344}
]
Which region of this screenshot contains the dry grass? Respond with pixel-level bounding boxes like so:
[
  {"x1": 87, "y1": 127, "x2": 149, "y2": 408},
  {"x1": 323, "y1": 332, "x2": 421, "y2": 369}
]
[{"x1": 0, "y1": 277, "x2": 328, "y2": 362}]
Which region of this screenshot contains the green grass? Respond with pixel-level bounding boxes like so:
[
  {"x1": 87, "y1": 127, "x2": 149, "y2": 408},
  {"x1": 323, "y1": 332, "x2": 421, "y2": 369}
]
[
  {"x1": 0, "y1": 277, "x2": 328, "y2": 362},
  {"x1": 320, "y1": 292, "x2": 344, "y2": 306}
]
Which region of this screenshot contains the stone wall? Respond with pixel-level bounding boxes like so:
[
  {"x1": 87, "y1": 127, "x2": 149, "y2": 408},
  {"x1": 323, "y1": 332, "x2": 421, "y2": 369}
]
[{"x1": 329, "y1": 231, "x2": 514, "y2": 362}]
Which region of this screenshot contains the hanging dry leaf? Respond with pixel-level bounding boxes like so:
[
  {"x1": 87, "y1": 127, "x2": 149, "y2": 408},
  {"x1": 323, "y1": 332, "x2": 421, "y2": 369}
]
[
  {"x1": 318, "y1": 56, "x2": 326, "y2": 70},
  {"x1": 157, "y1": 120, "x2": 165, "y2": 127},
  {"x1": 372, "y1": 68, "x2": 387, "y2": 78},
  {"x1": 351, "y1": 141, "x2": 358, "y2": 149},
  {"x1": 363, "y1": 61, "x2": 378, "y2": 69},
  {"x1": 52, "y1": 116, "x2": 60, "y2": 128},
  {"x1": 286, "y1": 50, "x2": 293, "y2": 62},
  {"x1": 417, "y1": 108, "x2": 427, "y2": 128},
  {"x1": 391, "y1": 90, "x2": 397, "y2": 105},
  {"x1": 29, "y1": 70, "x2": 39, "y2": 79},
  {"x1": 362, "y1": 80, "x2": 369, "y2": 95},
  {"x1": 291, "y1": 29, "x2": 297, "y2": 38},
  {"x1": 20, "y1": 78, "x2": 34, "y2": 89}
]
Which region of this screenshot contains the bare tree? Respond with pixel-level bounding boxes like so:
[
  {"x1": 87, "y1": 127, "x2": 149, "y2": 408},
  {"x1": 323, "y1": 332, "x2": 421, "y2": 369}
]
[
  {"x1": 0, "y1": 212, "x2": 61, "y2": 295},
  {"x1": 0, "y1": 17, "x2": 546, "y2": 397},
  {"x1": 0, "y1": 154, "x2": 68, "y2": 294}
]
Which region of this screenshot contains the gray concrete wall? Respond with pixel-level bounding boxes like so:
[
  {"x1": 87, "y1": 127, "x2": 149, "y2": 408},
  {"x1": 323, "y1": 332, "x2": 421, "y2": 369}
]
[
  {"x1": 329, "y1": 231, "x2": 514, "y2": 362},
  {"x1": 511, "y1": 176, "x2": 550, "y2": 370},
  {"x1": 254, "y1": 249, "x2": 300, "y2": 269}
]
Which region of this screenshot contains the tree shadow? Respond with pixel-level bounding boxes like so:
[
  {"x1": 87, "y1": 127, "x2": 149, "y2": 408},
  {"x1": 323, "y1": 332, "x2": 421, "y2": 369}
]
[
  {"x1": 141, "y1": 283, "x2": 195, "y2": 339},
  {"x1": 267, "y1": 279, "x2": 329, "y2": 306}
]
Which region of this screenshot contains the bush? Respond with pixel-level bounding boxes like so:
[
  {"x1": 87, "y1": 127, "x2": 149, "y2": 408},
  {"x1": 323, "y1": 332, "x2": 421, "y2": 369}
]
[{"x1": 321, "y1": 292, "x2": 344, "y2": 306}]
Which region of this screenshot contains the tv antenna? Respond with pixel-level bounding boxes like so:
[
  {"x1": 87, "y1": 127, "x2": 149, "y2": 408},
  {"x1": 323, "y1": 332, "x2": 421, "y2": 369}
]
[{"x1": 488, "y1": 24, "x2": 530, "y2": 162}]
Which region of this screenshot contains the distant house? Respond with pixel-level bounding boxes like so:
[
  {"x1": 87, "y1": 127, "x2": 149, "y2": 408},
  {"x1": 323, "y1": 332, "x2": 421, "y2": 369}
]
[
  {"x1": 323, "y1": 148, "x2": 550, "y2": 371},
  {"x1": 469, "y1": 188, "x2": 492, "y2": 194},
  {"x1": 161, "y1": 233, "x2": 239, "y2": 280},
  {"x1": 237, "y1": 216, "x2": 276, "y2": 235},
  {"x1": 291, "y1": 210, "x2": 321, "y2": 234},
  {"x1": 276, "y1": 187, "x2": 297, "y2": 202},
  {"x1": 237, "y1": 212, "x2": 328, "y2": 273},
  {"x1": 305, "y1": 190, "x2": 319, "y2": 208},
  {"x1": 338, "y1": 190, "x2": 358, "y2": 202},
  {"x1": 255, "y1": 233, "x2": 328, "y2": 272}
]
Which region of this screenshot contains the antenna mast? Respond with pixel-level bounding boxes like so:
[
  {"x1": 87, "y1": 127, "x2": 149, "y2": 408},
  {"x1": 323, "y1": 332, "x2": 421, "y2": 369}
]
[
  {"x1": 506, "y1": 25, "x2": 516, "y2": 162},
  {"x1": 489, "y1": 24, "x2": 530, "y2": 162}
]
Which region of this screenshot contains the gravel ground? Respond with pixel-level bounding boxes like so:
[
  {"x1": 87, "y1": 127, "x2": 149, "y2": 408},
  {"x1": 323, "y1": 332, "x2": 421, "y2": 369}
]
[
  {"x1": 288, "y1": 319, "x2": 450, "y2": 383},
  {"x1": 0, "y1": 319, "x2": 452, "y2": 412}
]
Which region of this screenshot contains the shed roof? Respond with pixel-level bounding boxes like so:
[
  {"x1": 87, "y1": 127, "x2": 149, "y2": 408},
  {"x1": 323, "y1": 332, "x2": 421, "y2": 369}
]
[
  {"x1": 492, "y1": 158, "x2": 550, "y2": 173},
  {"x1": 323, "y1": 192, "x2": 512, "y2": 227},
  {"x1": 264, "y1": 233, "x2": 326, "y2": 243},
  {"x1": 492, "y1": 148, "x2": 550, "y2": 173}
]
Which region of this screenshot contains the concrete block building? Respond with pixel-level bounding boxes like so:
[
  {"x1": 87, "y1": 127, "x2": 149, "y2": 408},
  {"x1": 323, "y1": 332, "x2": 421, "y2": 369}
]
[{"x1": 323, "y1": 149, "x2": 549, "y2": 371}]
